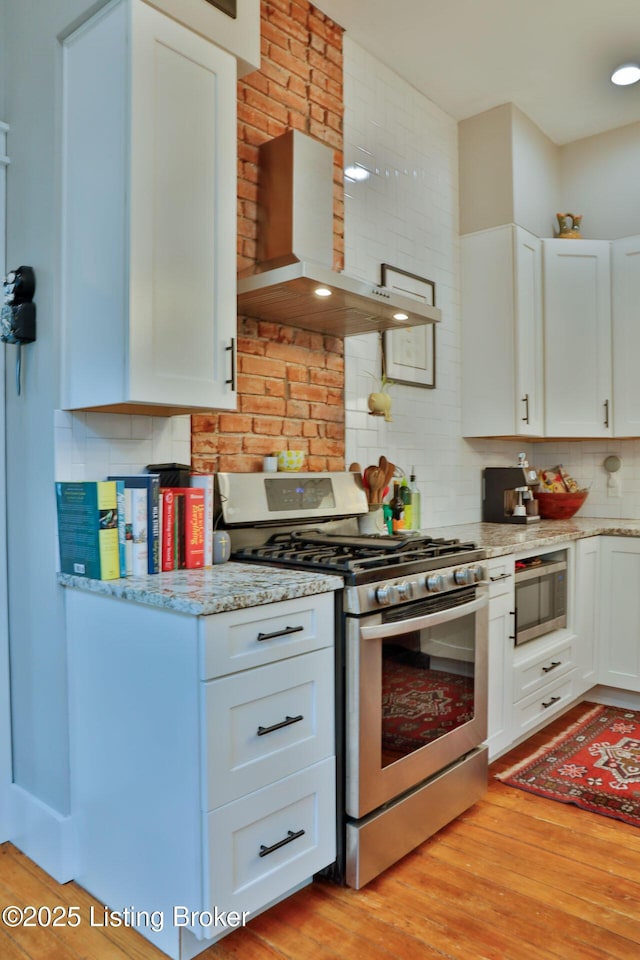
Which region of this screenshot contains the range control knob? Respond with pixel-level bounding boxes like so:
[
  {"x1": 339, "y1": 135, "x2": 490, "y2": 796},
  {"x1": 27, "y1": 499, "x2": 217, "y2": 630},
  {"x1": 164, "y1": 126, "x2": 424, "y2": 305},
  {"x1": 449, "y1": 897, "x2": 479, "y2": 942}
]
[
  {"x1": 425, "y1": 574, "x2": 445, "y2": 592},
  {"x1": 375, "y1": 584, "x2": 395, "y2": 605},
  {"x1": 454, "y1": 566, "x2": 482, "y2": 586},
  {"x1": 396, "y1": 581, "x2": 414, "y2": 601}
]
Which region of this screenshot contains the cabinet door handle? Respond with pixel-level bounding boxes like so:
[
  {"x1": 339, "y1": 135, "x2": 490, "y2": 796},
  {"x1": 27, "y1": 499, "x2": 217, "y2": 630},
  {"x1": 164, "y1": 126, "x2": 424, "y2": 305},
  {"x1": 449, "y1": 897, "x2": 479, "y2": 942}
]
[
  {"x1": 225, "y1": 338, "x2": 236, "y2": 390},
  {"x1": 509, "y1": 609, "x2": 517, "y2": 641},
  {"x1": 542, "y1": 660, "x2": 561, "y2": 674},
  {"x1": 257, "y1": 714, "x2": 304, "y2": 737},
  {"x1": 521, "y1": 394, "x2": 530, "y2": 424},
  {"x1": 259, "y1": 828, "x2": 305, "y2": 858},
  {"x1": 604, "y1": 399, "x2": 609, "y2": 428},
  {"x1": 256, "y1": 624, "x2": 304, "y2": 642},
  {"x1": 542, "y1": 695, "x2": 561, "y2": 709},
  {"x1": 490, "y1": 573, "x2": 511, "y2": 582}
]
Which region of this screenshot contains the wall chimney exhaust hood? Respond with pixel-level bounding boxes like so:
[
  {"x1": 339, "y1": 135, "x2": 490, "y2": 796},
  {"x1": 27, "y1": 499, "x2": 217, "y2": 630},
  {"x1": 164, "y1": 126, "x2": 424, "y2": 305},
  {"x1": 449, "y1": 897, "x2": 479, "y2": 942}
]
[{"x1": 237, "y1": 131, "x2": 441, "y2": 337}]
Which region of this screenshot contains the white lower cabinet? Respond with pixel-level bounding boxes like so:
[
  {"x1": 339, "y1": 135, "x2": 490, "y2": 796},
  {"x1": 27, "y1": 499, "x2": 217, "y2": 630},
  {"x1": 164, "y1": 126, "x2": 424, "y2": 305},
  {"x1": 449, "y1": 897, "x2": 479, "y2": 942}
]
[
  {"x1": 599, "y1": 537, "x2": 640, "y2": 691},
  {"x1": 66, "y1": 589, "x2": 337, "y2": 960}
]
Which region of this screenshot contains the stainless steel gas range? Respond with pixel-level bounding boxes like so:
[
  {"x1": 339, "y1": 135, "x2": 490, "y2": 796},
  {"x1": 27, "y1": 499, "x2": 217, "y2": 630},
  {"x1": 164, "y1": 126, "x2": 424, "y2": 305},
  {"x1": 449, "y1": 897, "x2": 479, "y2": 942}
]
[{"x1": 216, "y1": 471, "x2": 489, "y2": 889}]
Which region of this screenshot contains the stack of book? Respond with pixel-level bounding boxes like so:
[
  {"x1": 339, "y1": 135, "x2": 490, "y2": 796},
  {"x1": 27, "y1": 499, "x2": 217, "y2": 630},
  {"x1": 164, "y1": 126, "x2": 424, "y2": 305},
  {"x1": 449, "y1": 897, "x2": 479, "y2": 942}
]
[{"x1": 56, "y1": 473, "x2": 215, "y2": 580}]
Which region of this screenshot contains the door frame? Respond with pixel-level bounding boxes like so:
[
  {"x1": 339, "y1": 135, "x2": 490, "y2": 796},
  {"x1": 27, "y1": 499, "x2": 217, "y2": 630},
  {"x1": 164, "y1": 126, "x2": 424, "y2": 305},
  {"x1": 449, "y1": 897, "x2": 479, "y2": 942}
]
[{"x1": 1, "y1": 119, "x2": 12, "y2": 842}]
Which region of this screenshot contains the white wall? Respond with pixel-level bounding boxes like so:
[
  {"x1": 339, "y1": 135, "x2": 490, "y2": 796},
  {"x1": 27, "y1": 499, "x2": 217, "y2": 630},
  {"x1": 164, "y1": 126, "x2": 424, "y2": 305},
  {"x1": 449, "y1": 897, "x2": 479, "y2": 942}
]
[
  {"x1": 559, "y1": 122, "x2": 640, "y2": 240},
  {"x1": 2, "y1": 0, "x2": 112, "y2": 862},
  {"x1": 512, "y1": 105, "x2": 560, "y2": 239}
]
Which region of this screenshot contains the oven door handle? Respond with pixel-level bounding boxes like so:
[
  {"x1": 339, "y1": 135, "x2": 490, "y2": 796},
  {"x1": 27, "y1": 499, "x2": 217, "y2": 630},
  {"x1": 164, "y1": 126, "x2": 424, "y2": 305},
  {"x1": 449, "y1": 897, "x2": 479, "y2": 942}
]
[{"x1": 359, "y1": 595, "x2": 488, "y2": 640}]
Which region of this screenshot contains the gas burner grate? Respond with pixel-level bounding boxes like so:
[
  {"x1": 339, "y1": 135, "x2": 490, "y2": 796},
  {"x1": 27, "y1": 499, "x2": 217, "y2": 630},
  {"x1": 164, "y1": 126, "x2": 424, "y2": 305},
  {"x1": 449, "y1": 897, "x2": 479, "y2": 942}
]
[{"x1": 233, "y1": 531, "x2": 483, "y2": 582}]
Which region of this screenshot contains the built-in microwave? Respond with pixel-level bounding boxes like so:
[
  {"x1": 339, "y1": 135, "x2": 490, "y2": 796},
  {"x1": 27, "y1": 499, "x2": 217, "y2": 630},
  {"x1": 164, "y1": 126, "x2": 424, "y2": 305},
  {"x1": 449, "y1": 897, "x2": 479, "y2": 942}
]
[{"x1": 514, "y1": 551, "x2": 567, "y2": 645}]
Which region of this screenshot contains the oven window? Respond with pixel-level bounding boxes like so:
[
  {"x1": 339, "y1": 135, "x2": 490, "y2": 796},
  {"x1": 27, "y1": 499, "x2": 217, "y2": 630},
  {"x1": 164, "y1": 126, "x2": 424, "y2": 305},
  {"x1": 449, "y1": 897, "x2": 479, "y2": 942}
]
[{"x1": 381, "y1": 611, "x2": 476, "y2": 767}]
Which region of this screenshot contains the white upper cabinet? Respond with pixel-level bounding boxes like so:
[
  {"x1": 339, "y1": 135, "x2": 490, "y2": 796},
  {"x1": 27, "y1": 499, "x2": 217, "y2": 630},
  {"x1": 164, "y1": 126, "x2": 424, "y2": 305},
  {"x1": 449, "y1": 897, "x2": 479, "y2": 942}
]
[
  {"x1": 61, "y1": 0, "x2": 237, "y2": 415},
  {"x1": 461, "y1": 224, "x2": 543, "y2": 437},
  {"x1": 145, "y1": 0, "x2": 260, "y2": 76},
  {"x1": 612, "y1": 235, "x2": 640, "y2": 436},
  {"x1": 542, "y1": 239, "x2": 612, "y2": 438}
]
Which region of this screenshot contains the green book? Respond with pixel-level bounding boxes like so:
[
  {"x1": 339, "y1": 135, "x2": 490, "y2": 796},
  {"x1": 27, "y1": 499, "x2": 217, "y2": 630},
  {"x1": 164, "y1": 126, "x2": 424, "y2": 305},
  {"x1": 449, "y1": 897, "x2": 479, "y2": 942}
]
[{"x1": 56, "y1": 481, "x2": 121, "y2": 580}]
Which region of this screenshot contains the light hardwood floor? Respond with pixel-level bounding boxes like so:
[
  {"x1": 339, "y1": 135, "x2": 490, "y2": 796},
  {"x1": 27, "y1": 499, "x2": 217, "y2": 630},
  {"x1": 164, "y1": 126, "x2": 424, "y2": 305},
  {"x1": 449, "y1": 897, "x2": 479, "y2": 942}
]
[{"x1": 2, "y1": 702, "x2": 640, "y2": 960}]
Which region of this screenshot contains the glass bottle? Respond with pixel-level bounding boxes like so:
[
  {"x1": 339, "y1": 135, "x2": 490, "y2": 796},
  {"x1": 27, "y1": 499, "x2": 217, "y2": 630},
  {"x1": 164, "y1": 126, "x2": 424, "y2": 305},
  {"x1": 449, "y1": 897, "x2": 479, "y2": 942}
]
[
  {"x1": 408, "y1": 467, "x2": 421, "y2": 530},
  {"x1": 391, "y1": 481, "x2": 405, "y2": 532}
]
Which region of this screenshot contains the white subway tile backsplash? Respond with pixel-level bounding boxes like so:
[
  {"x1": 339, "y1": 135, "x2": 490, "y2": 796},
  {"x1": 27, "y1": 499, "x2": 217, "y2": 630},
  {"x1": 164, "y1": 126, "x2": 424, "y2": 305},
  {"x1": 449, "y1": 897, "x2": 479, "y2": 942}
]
[{"x1": 54, "y1": 411, "x2": 192, "y2": 482}]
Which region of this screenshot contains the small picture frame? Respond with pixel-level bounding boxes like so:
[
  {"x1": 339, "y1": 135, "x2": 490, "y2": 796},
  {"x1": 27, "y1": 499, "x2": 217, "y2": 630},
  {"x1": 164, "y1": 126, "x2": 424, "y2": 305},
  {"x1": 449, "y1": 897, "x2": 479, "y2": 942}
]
[{"x1": 381, "y1": 265, "x2": 436, "y2": 389}]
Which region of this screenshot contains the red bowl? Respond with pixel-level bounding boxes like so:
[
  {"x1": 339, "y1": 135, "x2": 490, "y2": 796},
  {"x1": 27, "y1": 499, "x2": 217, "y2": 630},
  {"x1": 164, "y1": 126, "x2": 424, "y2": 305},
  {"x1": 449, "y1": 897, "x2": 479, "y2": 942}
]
[{"x1": 533, "y1": 489, "x2": 588, "y2": 520}]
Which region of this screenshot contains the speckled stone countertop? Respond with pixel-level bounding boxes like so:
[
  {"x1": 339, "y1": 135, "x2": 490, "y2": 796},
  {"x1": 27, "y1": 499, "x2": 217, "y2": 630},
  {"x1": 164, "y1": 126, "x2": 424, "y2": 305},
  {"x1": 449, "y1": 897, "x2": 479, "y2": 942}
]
[
  {"x1": 58, "y1": 564, "x2": 343, "y2": 616},
  {"x1": 59, "y1": 518, "x2": 640, "y2": 613},
  {"x1": 425, "y1": 518, "x2": 640, "y2": 558}
]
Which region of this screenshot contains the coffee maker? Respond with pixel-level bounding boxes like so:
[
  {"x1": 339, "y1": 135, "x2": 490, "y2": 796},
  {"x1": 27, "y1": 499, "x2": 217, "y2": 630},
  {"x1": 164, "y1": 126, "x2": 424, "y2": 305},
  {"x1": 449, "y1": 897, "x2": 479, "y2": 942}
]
[{"x1": 482, "y1": 454, "x2": 540, "y2": 524}]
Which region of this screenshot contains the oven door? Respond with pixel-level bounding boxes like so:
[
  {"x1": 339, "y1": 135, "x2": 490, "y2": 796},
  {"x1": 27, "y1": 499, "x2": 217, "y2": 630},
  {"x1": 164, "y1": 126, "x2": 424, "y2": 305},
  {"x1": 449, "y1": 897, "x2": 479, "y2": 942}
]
[{"x1": 345, "y1": 588, "x2": 488, "y2": 819}]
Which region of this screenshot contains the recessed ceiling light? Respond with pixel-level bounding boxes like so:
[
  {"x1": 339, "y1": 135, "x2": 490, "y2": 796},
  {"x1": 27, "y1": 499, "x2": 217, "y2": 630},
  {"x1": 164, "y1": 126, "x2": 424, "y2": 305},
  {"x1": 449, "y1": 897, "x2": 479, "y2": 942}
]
[
  {"x1": 344, "y1": 165, "x2": 370, "y2": 182},
  {"x1": 611, "y1": 62, "x2": 640, "y2": 86},
  {"x1": 314, "y1": 286, "x2": 332, "y2": 297}
]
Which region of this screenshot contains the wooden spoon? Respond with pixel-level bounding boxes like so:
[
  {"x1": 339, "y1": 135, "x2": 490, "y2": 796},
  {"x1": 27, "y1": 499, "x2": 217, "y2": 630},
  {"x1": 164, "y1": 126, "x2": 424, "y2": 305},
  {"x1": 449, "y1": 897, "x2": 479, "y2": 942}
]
[
  {"x1": 349, "y1": 462, "x2": 363, "y2": 474},
  {"x1": 383, "y1": 460, "x2": 395, "y2": 490},
  {"x1": 368, "y1": 466, "x2": 385, "y2": 503}
]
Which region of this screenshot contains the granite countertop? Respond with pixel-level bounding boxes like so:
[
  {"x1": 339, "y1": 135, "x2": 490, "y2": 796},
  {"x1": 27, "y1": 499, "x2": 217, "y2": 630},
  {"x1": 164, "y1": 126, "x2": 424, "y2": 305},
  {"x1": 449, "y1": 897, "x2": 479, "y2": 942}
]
[
  {"x1": 59, "y1": 518, "x2": 640, "y2": 614},
  {"x1": 58, "y1": 563, "x2": 343, "y2": 616},
  {"x1": 425, "y1": 517, "x2": 640, "y2": 558}
]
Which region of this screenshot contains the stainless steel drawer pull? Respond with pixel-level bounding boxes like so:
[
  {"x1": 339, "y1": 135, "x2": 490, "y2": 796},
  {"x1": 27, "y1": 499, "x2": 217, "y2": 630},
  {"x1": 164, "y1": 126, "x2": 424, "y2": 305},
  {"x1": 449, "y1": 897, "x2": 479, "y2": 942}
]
[
  {"x1": 542, "y1": 660, "x2": 562, "y2": 674},
  {"x1": 259, "y1": 828, "x2": 305, "y2": 858},
  {"x1": 257, "y1": 714, "x2": 304, "y2": 737},
  {"x1": 256, "y1": 625, "x2": 304, "y2": 643},
  {"x1": 522, "y1": 393, "x2": 530, "y2": 423},
  {"x1": 490, "y1": 573, "x2": 511, "y2": 582},
  {"x1": 542, "y1": 696, "x2": 561, "y2": 709}
]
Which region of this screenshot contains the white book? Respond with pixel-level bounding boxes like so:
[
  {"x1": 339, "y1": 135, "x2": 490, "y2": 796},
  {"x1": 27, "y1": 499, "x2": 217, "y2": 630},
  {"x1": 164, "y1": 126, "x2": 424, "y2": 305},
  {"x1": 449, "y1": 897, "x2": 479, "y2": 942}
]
[
  {"x1": 131, "y1": 487, "x2": 148, "y2": 576},
  {"x1": 190, "y1": 474, "x2": 214, "y2": 567}
]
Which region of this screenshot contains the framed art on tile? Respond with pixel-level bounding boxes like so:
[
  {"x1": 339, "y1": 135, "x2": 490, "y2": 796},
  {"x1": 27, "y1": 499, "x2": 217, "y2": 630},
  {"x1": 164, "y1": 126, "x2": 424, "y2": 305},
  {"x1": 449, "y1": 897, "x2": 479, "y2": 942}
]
[{"x1": 381, "y1": 265, "x2": 436, "y2": 389}]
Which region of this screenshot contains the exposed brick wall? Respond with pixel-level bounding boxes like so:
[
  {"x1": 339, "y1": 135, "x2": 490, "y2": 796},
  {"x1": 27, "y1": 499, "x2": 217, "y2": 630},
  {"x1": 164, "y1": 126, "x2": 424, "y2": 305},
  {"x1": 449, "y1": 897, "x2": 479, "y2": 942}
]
[{"x1": 191, "y1": 0, "x2": 346, "y2": 474}]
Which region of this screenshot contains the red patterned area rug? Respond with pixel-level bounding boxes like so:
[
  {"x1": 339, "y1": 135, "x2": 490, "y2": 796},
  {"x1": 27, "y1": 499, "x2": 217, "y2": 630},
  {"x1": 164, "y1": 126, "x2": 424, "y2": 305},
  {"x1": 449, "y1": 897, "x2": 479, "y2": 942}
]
[{"x1": 496, "y1": 703, "x2": 640, "y2": 826}]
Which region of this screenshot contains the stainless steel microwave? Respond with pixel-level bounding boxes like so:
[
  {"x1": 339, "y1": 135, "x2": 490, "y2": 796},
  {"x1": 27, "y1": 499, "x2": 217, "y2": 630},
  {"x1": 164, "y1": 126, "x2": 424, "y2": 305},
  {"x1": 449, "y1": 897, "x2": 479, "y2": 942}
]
[{"x1": 514, "y1": 552, "x2": 567, "y2": 645}]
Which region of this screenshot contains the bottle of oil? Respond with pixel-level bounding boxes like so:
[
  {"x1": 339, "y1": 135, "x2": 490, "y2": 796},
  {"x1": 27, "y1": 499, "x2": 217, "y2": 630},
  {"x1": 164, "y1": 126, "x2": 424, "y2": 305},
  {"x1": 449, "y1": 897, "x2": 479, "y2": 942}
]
[
  {"x1": 391, "y1": 481, "x2": 405, "y2": 532},
  {"x1": 408, "y1": 467, "x2": 421, "y2": 530}
]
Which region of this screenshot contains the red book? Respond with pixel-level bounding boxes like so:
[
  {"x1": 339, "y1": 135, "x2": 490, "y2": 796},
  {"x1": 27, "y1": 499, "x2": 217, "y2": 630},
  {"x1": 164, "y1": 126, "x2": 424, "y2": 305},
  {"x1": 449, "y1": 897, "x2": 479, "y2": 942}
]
[
  {"x1": 184, "y1": 487, "x2": 205, "y2": 569},
  {"x1": 163, "y1": 488, "x2": 205, "y2": 570},
  {"x1": 160, "y1": 489, "x2": 176, "y2": 571}
]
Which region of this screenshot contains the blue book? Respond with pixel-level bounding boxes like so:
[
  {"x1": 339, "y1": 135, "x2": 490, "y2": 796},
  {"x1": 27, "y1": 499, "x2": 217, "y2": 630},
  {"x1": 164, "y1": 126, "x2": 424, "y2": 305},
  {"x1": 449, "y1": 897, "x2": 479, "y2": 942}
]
[
  {"x1": 107, "y1": 474, "x2": 160, "y2": 574},
  {"x1": 56, "y1": 481, "x2": 121, "y2": 580}
]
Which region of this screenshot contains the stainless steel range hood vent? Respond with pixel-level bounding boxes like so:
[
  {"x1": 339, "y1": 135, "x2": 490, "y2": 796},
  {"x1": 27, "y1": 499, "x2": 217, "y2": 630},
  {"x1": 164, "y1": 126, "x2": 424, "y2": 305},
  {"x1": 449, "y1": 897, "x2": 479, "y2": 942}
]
[{"x1": 237, "y1": 131, "x2": 441, "y2": 337}]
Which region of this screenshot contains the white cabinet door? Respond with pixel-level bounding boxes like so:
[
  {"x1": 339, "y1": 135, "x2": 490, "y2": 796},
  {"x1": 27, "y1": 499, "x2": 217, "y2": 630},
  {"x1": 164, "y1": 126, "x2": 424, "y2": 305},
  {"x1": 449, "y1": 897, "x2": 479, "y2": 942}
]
[
  {"x1": 62, "y1": 0, "x2": 237, "y2": 415},
  {"x1": 543, "y1": 239, "x2": 612, "y2": 437},
  {"x1": 461, "y1": 225, "x2": 543, "y2": 437},
  {"x1": 599, "y1": 537, "x2": 640, "y2": 692},
  {"x1": 612, "y1": 235, "x2": 640, "y2": 436},
  {"x1": 574, "y1": 536, "x2": 599, "y2": 694}
]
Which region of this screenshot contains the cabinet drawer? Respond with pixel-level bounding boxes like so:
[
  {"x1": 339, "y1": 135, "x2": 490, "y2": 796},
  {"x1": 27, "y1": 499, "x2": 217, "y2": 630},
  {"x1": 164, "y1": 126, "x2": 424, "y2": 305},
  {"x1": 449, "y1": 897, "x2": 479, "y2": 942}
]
[
  {"x1": 513, "y1": 636, "x2": 575, "y2": 702},
  {"x1": 487, "y1": 557, "x2": 515, "y2": 598},
  {"x1": 511, "y1": 672, "x2": 576, "y2": 739},
  {"x1": 203, "y1": 647, "x2": 335, "y2": 809},
  {"x1": 204, "y1": 758, "x2": 336, "y2": 925},
  {"x1": 200, "y1": 592, "x2": 335, "y2": 679}
]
